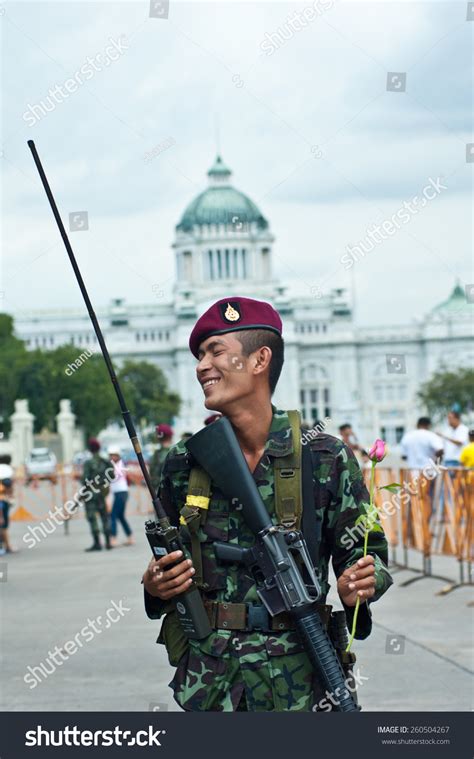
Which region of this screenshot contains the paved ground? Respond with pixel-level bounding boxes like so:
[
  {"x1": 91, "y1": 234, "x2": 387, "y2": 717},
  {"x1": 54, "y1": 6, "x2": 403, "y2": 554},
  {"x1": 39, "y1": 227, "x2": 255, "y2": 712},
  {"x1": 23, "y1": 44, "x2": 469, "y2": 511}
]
[{"x1": 0, "y1": 482, "x2": 472, "y2": 712}]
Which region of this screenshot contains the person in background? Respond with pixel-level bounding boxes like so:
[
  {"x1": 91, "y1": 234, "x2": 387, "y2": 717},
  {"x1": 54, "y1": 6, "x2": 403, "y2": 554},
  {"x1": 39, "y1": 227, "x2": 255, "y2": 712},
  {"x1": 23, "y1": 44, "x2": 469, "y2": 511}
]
[
  {"x1": 459, "y1": 430, "x2": 474, "y2": 469},
  {"x1": 204, "y1": 414, "x2": 222, "y2": 425},
  {"x1": 436, "y1": 410, "x2": 469, "y2": 467},
  {"x1": 0, "y1": 454, "x2": 15, "y2": 554},
  {"x1": 82, "y1": 438, "x2": 112, "y2": 552},
  {"x1": 339, "y1": 423, "x2": 368, "y2": 463},
  {"x1": 149, "y1": 424, "x2": 174, "y2": 495},
  {"x1": 400, "y1": 417, "x2": 444, "y2": 469},
  {"x1": 108, "y1": 446, "x2": 134, "y2": 547}
]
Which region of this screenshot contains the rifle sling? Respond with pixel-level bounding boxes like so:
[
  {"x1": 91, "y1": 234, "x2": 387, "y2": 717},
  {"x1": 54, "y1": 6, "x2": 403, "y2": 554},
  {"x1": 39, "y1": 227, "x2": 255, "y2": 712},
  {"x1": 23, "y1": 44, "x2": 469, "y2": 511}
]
[
  {"x1": 179, "y1": 466, "x2": 211, "y2": 588},
  {"x1": 273, "y1": 409, "x2": 303, "y2": 529},
  {"x1": 301, "y1": 440, "x2": 321, "y2": 569}
]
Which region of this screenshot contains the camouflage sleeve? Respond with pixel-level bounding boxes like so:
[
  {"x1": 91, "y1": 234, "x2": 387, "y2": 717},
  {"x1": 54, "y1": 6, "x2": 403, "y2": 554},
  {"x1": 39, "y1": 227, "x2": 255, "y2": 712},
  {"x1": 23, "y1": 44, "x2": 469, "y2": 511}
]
[
  {"x1": 144, "y1": 449, "x2": 182, "y2": 621},
  {"x1": 330, "y1": 444, "x2": 393, "y2": 640}
]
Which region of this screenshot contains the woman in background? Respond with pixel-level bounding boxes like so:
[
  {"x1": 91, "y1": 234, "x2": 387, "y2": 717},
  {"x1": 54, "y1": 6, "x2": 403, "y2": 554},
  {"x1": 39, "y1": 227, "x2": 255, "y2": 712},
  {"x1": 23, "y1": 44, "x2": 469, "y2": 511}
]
[
  {"x1": 0, "y1": 454, "x2": 15, "y2": 554},
  {"x1": 107, "y1": 446, "x2": 134, "y2": 547}
]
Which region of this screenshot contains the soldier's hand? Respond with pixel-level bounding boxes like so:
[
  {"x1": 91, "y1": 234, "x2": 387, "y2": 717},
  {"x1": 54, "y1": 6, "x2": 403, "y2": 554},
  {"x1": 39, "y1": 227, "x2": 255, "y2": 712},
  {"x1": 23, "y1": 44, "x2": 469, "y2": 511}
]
[
  {"x1": 337, "y1": 555, "x2": 376, "y2": 607},
  {"x1": 142, "y1": 551, "x2": 195, "y2": 600}
]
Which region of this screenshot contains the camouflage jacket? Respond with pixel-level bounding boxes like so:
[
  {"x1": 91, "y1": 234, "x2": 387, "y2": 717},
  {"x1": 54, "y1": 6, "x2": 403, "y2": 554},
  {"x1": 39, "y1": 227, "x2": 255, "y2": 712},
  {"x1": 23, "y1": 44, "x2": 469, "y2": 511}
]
[
  {"x1": 82, "y1": 454, "x2": 112, "y2": 500},
  {"x1": 144, "y1": 408, "x2": 392, "y2": 711}
]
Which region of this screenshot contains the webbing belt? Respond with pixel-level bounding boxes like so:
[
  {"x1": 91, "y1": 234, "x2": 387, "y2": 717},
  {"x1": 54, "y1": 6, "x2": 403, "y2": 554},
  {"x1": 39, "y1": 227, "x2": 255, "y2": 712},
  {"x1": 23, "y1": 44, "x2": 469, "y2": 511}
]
[{"x1": 203, "y1": 600, "x2": 332, "y2": 632}]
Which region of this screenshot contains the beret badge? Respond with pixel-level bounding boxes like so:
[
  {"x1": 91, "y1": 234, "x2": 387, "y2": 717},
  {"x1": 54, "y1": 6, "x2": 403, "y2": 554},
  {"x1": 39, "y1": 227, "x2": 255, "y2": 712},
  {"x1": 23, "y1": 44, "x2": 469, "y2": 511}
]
[
  {"x1": 221, "y1": 301, "x2": 241, "y2": 323},
  {"x1": 189, "y1": 296, "x2": 282, "y2": 358}
]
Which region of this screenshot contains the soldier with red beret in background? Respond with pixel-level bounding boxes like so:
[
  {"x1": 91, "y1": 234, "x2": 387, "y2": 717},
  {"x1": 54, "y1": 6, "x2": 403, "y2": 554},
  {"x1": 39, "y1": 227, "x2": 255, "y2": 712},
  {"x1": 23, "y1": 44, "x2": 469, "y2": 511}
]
[
  {"x1": 204, "y1": 413, "x2": 222, "y2": 425},
  {"x1": 149, "y1": 424, "x2": 174, "y2": 496}
]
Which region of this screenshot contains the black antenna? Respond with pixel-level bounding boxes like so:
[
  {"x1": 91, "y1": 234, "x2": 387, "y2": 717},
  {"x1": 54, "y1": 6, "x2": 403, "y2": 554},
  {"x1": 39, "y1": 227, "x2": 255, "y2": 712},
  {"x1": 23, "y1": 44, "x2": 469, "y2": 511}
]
[{"x1": 27, "y1": 140, "x2": 165, "y2": 521}]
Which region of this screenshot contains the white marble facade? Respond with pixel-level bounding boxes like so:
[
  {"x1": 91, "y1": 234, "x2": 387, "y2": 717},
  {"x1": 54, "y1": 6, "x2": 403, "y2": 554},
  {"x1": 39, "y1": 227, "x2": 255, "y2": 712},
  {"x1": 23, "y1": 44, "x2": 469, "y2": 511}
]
[{"x1": 13, "y1": 157, "x2": 473, "y2": 446}]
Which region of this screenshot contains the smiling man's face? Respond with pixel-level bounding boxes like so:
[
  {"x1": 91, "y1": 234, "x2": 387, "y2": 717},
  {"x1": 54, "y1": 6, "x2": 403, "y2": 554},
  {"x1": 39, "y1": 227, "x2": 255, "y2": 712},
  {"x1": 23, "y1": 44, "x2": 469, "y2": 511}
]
[{"x1": 196, "y1": 332, "x2": 257, "y2": 412}]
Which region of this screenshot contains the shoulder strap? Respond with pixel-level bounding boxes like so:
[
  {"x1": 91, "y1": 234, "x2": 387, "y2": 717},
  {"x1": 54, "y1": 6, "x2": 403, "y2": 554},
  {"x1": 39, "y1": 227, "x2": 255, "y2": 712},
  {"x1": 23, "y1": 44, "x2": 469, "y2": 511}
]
[
  {"x1": 181, "y1": 466, "x2": 211, "y2": 588},
  {"x1": 274, "y1": 409, "x2": 303, "y2": 529},
  {"x1": 301, "y1": 442, "x2": 321, "y2": 569},
  {"x1": 185, "y1": 467, "x2": 211, "y2": 513}
]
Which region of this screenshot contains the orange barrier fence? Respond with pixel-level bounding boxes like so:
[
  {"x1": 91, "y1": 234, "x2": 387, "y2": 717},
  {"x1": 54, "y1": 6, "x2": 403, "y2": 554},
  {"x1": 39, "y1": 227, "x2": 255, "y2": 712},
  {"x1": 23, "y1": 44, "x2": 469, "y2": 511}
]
[
  {"x1": 8, "y1": 469, "x2": 154, "y2": 528},
  {"x1": 365, "y1": 466, "x2": 473, "y2": 592}
]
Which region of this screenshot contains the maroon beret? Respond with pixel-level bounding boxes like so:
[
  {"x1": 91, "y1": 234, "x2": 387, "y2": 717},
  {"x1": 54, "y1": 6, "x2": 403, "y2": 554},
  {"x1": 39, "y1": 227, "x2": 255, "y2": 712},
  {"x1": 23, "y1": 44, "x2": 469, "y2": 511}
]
[
  {"x1": 189, "y1": 297, "x2": 283, "y2": 358},
  {"x1": 87, "y1": 437, "x2": 100, "y2": 453},
  {"x1": 204, "y1": 413, "x2": 222, "y2": 425},
  {"x1": 156, "y1": 423, "x2": 173, "y2": 439}
]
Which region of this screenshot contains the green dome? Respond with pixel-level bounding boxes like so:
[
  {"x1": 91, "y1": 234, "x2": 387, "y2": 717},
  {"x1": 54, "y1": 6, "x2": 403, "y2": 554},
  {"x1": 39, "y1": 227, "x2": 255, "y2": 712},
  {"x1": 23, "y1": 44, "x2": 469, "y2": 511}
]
[
  {"x1": 432, "y1": 282, "x2": 470, "y2": 315},
  {"x1": 176, "y1": 155, "x2": 268, "y2": 233}
]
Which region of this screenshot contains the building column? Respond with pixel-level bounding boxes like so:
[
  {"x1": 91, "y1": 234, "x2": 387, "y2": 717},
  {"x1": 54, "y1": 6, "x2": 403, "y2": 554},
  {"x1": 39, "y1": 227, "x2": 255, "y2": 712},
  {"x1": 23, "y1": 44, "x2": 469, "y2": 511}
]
[
  {"x1": 10, "y1": 399, "x2": 34, "y2": 468},
  {"x1": 56, "y1": 399, "x2": 77, "y2": 464}
]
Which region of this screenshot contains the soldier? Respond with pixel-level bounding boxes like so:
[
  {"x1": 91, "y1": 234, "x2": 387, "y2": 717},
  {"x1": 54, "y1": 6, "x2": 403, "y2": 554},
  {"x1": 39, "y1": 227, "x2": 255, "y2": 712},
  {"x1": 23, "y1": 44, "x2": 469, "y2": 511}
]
[
  {"x1": 149, "y1": 424, "x2": 174, "y2": 495},
  {"x1": 142, "y1": 297, "x2": 393, "y2": 711},
  {"x1": 82, "y1": 438, "x2": 113, "y2": 552}
]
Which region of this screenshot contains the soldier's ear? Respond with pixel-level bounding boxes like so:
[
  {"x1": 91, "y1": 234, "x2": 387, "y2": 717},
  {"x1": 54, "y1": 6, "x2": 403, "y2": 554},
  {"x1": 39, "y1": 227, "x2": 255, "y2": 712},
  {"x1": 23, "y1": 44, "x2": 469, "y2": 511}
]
[{"x1": 254, "y1": 346, "x2": 272, "y2": 373}]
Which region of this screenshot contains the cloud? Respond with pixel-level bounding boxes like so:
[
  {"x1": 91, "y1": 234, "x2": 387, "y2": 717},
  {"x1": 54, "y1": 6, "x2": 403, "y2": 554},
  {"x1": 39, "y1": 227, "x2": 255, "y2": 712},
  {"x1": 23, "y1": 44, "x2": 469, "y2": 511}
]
[{"x1": 1, "y1": 0, "x2": 471, "y2": 328}]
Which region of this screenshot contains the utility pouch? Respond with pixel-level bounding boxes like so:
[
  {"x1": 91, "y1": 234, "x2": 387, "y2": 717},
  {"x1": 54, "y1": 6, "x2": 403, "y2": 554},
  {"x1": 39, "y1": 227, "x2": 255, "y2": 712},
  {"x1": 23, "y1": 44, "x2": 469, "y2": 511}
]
[{"x1": 158, "y1": 609, "x2": 190, "y2": 667}]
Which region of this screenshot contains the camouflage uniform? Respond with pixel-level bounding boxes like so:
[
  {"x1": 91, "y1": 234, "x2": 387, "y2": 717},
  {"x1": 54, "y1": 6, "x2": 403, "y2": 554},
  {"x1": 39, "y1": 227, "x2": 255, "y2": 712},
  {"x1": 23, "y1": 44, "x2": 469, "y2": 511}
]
[
  {"x1": 149, "y1": 446, "x2": 170, "y2": 495},
  {"x1": 145, "y1": 408, "x2": 393, "y2": 711},
  {"x1": 82, "y1": 454, "x2": 112, "y2": 542}
]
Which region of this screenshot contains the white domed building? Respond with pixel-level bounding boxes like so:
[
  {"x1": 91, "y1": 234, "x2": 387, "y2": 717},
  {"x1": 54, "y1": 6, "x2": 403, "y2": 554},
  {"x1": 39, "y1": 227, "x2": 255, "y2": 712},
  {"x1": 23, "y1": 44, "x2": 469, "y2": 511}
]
[{"x1": 14, "y1": 157, "x2": 474, "y2": 445}]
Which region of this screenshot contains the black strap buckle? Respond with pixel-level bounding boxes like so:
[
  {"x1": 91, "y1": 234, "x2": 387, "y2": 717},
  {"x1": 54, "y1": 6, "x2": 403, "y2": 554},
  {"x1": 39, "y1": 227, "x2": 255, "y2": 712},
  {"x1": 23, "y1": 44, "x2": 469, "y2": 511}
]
[{"x1": 247, "y1": 604, "x2": 270, "y2": 631}]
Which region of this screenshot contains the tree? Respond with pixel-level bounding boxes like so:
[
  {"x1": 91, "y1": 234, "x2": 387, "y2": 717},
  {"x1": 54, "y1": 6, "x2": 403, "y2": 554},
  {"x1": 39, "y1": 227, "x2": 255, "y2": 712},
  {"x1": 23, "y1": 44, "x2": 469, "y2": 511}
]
[
  {"x1": 118, "y1": 360, "x2": 180, "y2": 428},
  {"x1": 0, "y1": 314, "x2": 29, "y2": 435},
  {"x1": 417, "y1": 368, "x2": 474, "y2": 421},
  {"x1": 0, "y1": 313, "x2": 181, "y2": 438},
  {"x1": 16, "y1": 349, "x2": 57, "y2": 432}
]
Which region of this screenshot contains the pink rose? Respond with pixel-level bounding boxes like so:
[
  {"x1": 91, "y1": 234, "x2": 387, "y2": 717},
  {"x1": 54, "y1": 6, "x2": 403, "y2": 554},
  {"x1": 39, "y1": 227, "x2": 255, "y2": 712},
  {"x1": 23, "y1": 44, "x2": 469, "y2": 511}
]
[{"x1": 368, "y1": 438, "x2": 386, "y2": 462}]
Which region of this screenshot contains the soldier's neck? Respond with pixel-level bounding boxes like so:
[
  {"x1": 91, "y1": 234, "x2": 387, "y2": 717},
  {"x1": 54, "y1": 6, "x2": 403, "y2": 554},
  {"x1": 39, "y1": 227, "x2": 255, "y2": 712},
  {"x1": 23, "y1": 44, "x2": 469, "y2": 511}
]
[{"x1": 227, "y1": 400, "x2": 273, "y2": 471}]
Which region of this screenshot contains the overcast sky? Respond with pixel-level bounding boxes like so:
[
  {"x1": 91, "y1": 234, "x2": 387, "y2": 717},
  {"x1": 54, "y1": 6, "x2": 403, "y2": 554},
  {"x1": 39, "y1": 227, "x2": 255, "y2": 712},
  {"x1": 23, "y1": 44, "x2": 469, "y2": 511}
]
[{"x1": 1, "y1": 0, "x2": 472, "y2": 326}]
